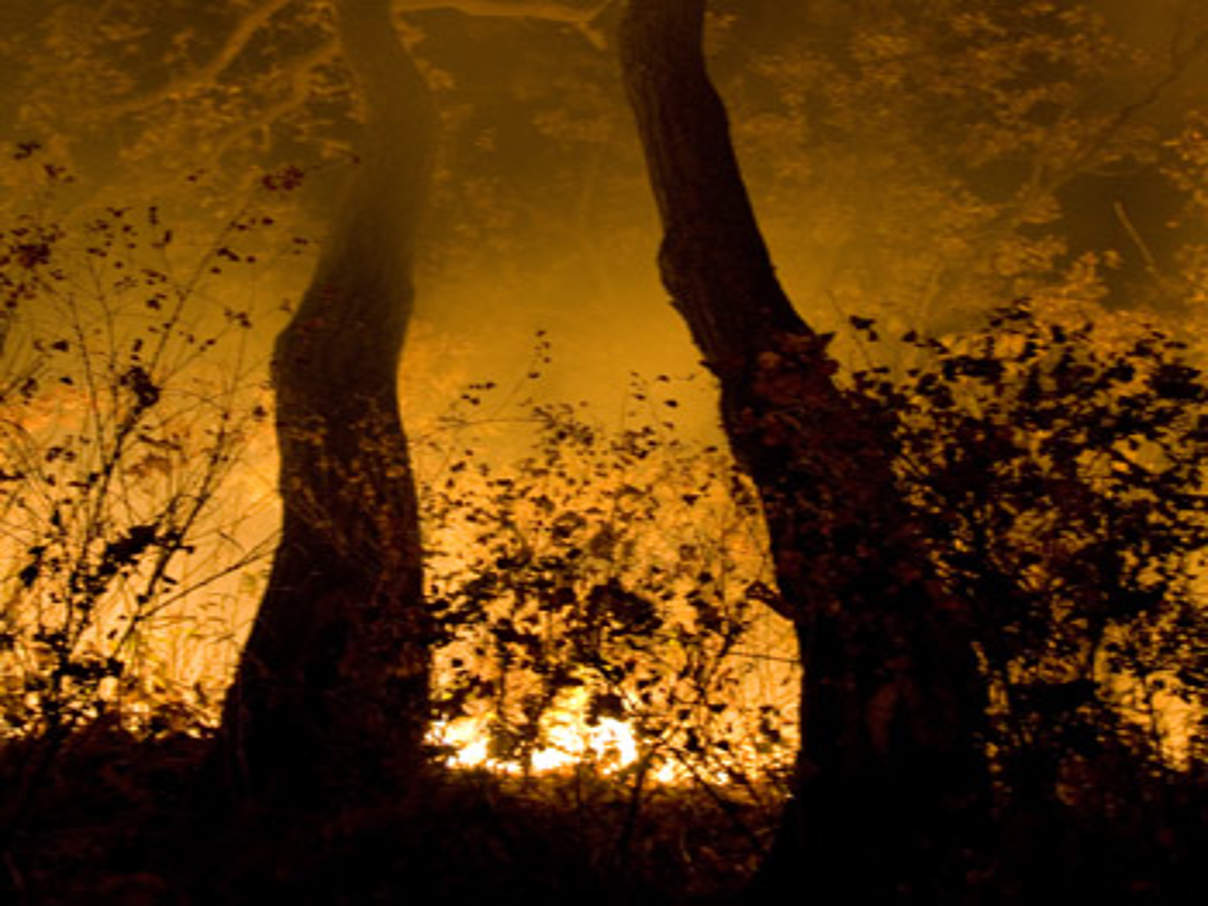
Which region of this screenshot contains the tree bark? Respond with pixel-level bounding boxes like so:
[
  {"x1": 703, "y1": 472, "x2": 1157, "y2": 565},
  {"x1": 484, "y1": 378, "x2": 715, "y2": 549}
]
[
  {"x1": 214, "y1": 0, "x2": 437, "y2": 805},
  {"x1": 619, "y1": 1, "x2": 989, "y2": 898}
]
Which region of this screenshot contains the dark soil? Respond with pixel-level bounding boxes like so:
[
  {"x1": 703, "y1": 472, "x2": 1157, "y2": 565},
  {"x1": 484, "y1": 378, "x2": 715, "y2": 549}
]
[{"x1": 1, "y1": 725, "x2": 773, "y2": 906}]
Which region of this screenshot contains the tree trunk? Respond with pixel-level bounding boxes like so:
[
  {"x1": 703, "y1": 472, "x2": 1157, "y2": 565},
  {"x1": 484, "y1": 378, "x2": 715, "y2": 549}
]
[
  {"x1": 619, "y1": 1, "x2": 989, "y2": 898},
  {"x1": 214, "y1": 0, "x2": 437, "y2": 805}
]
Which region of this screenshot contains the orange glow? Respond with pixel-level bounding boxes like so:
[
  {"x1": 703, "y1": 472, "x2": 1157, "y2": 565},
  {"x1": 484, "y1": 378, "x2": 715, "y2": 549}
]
[
  {"x1": 429, "y1": 686, "x2": 730, "y2": 785},
  {"x1": 428, "y1": 693, "x2": 655, "y2": 779}
]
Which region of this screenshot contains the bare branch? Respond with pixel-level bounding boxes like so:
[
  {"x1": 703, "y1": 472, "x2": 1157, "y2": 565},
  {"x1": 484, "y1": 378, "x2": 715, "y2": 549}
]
[
  {"x1": 210, "y1": 39, "x2": 342, "y2": 163},
  {"x1": 1068, "y1": 27, "x2": 1208, "y2": 178},
  {"x1": 1113, "y1": 200, "x2": 1160, "y2": 277},
  {"x1": 99, "y1": 0, "x2": 299, "y2": 117},
  {"x1": 97, "y1": 0, "x2": 611, "y2": 125},
  {"x1": 393, "y1": 0, "x2": 616, "y2": 48},
  {"x1": 394, "y1": 0, "x2": 608, "y2": 22},
  {"x1": 971, "y1": 24, "x2": 1208, "y2": 256}
]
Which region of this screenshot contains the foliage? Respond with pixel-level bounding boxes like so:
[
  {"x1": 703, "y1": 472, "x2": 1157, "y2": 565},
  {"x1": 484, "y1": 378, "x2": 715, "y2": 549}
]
[
  {"x1": 849, "y1": 298, "x2": 1208, "y2": 786},
  {"x1": 735, "y1": 0, "x2": 1208, "y2": 340},
  {"x1": 0, "y1": 153, "x2": 284, "y2": 762},
  {"x1": 419, "y1": 360, "x2": 798, "y2": 795}
]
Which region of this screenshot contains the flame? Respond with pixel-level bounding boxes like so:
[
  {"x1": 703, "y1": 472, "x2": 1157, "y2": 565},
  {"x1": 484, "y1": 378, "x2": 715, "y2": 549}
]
[{"x1": 429, "y1": 683, "x2": 688, "y2": 783}]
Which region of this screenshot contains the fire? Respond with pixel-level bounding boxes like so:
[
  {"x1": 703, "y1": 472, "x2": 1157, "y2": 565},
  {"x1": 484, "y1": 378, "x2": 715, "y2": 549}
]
[{"x1": 428, "y1": 683, "x2": 685, "y2": 783}]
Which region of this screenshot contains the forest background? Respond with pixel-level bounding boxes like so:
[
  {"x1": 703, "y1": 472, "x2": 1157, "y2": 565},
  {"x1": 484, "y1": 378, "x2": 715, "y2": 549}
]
[{"x1": 2, "y1": 0, "x2": 1208, "y2": 902}]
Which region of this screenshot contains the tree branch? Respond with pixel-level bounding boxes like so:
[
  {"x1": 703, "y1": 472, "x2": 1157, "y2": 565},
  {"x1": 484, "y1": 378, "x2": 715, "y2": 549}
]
[
  {"x1": 99, "y1": 0, "x2": 299, "y2": 117},
  {"x1": 98, "y1": 0, "x2": 613, "y2": 123},
  {"x1": 209, "y1": 39, "x2": 341, "y2": 163},
  {"x1": 394, "y1": 0, "x2": 611, "y2": 23},
  {"x1": 394, "y1": 0, "x2": 617, "y2": 48}
]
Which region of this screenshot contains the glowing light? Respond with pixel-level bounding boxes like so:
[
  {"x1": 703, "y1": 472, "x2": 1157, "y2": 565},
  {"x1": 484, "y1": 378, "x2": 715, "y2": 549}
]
[
  {"x1": 428, "y1": 683, "x2": 753, "y2": 785},
  {"x1": 429, "y1": 682, "x2": 691, "y2": 782},
  {"x1": 430, "y1": 715, "x2": 691, "y2": 783}
]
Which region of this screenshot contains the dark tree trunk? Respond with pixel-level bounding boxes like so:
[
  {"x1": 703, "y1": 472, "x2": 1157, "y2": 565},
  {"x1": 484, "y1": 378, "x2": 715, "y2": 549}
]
[
  {"x1": 619, "y1": 1, "x2": 990, "y2": 898},
  {"x1": 214, "y1": 0, "x2": 437, "y2": 805}
]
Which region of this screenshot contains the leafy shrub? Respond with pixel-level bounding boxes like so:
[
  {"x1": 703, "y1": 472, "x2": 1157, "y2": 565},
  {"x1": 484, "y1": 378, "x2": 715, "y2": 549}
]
[
  {"x1": 851, "y1": 298, "x2": 1208, "y2": 790},
  {"x1": 0, "y1": 155, "x2": 286, "y2": 765},
  {"x1": 419, "y1": 366, "x2": 798, "y2": 795}
]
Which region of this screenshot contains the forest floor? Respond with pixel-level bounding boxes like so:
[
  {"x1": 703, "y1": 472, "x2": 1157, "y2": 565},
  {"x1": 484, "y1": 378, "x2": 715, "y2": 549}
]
[
  {"x1": 5, "y1": 721, "x2": 1208, "y2": 904},
  {"x1": 1, "y1": 724, "x2": 778, "y2": 906}
]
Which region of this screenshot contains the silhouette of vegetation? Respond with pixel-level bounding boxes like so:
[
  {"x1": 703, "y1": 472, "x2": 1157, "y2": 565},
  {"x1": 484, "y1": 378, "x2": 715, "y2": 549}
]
[
  {"x1": 0, "y1": 152, "x2": 280, "y2": 849},
  {"x1": 5, "y1": 291, "x2": 1207, "y2": 903},
  {"x1": 210, "y1": 0, "x2": 438, "y2": 807},
  {"x1": 867, "y1": 300, "x2": 1208, "y2": 772},
  {"x1": 622, "y1": 3, "x2": 1208, "y2": 900},
  {"x1": 4, "y1": 284, "x2": 1208, "y2": 901},
  {"x1": 420, "y1": 357, "x2": 797, "y2": 852},
  {"x1": 852, "y1": 300, "x2": 1208, "y2": 899},
  {"x1": 3, "y1": 0, "x2": 1208, "y2": 898}
]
